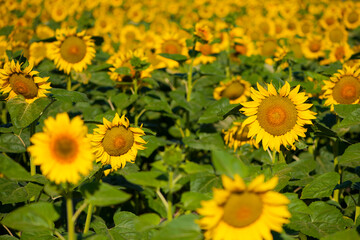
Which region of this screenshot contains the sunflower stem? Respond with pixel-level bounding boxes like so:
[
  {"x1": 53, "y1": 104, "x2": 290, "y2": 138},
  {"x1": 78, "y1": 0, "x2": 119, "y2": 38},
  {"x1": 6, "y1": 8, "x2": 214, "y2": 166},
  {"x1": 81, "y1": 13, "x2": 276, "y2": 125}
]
[
  {"x1": 332, "y1": 137, "x2": 341, "y2": 203},
  {"x1": 134, "y1": 109, "x2": 146, "y2": 127},
  {"x1": 271, "y1": 150, "x2": 277, "y2": 164},
  {"x1": 288, "y1": 65, "x2": 292, "y2": 82},
  {"x1": 83, "y1": 203, "x2": 93, "y2": 234},
  {"x1": 167, "y1": 170, "x2": 174, "y2": 221},
  {"x1": 186, "y1": 58, "x2": 194, "y2": 102},
  {"x1": 29, "y1": 121, "x2": 37, "y2": 176},
  {"x1": 66, "y1": 191, "x2": 75, "y2": 240},
  {"x1": 66, "y1": 76, "x2": 72, "y2": 91}
]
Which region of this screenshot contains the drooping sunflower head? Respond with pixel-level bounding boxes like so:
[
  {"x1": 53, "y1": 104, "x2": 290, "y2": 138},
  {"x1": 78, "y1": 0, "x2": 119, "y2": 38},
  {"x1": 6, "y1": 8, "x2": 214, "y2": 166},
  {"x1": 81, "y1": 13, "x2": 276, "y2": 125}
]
[
  {"x1": 223, "y1": 121, "x2": 259, "y2": 151},
  {"x1": 0, "y1": 60, "x2": 51, "y2": 103},
  {"x1": 27, "y1": 113, "x2": 94, "y2": 185},
  {"x1": 321, "y1": 65, "x2": 360, "y2": 110},
  {"x1": 48, "y1": 28, "x2": 95, "y2": 74},
  {"x1": 241, "y1": 82, "x2": 316, "y2": 151},
  {"x1": 89, "y1": 113, "x2": 146, "y2": 175},
  {"x1": 196, "y1": 174, "x2": 291, "y2": 240},
  {"x1": 213, "y1": 76, "x2": 251, "y2": 104}
]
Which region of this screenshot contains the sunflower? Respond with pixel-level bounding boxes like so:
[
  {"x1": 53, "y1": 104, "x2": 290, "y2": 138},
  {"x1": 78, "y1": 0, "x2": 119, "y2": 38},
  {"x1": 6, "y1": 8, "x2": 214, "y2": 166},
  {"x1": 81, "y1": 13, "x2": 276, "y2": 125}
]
[
  {"x1": 302, "y1": 35, "x2": 325, "y2": 59},
  {"x1": 223, "y1": 122, "x2": 259, "y2": 151},
  {"x1": 194, "y1": 22, "x2": 213, "y2": 43},
  {"x1": 0, "y1": 60, "x2": 51, "y2": 103},
  {"x1": 325, "y1": 24, "x2": 348, "y2": 45},
  {"x1": 344, "y1": 8, "x2": 360, "y2": 30},
  {"x1": 29, "y1": 42, "x2": 49, "y2": 66},
  {"x1": 48, "y1": 28, "x2": 95, "y2": 74},
  {"x1": 89, "y1": 113, "x2": 146, "y2": 174},
  {"x1": 321, "y1": 65, "x2": 360, "y2": 110},
  {"x1": 27, "y1": 113, "x2": 94, "y2": 184},
  {"x1": 213, "y1": 76, "x2": 251, "y2": 104},
  {"x1": 241, "y1": 82, "x2": 316, "y2": 151},
  {"x1": 196, "y1": 174, "x2": 291, "y2": 240}
]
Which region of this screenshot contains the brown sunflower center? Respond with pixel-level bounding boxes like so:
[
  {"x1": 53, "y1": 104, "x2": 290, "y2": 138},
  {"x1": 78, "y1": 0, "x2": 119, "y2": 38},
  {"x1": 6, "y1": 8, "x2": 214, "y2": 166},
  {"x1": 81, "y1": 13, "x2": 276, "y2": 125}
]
[
  {"x1": 52, "y1": 135, "x2": 78, "y2": 163},
  {"x1": 262, "y1": 40, "x2": 277, "y2": 57},
  {"x1": 275, "y1": 24, "x2": 283, "y2": 34},
  {"x1": 234, "y1": 125, "x2": 250, "y2": 141},
  {"x1": 259, "y1": 21, "x2": 270, "y2": 34},
  {"x1": 257, "y1": 96, "x2": 298, "y2": 136},
  {"x1": 9, "y1": 73, "x2": 38, "y2": 99},
  {"x1": 222, "y1": 192, "x2": 263, "y2": 228},
  {"x1": 235, "y1": 44, "x2": 247, "y2": 55},
  {"x1": 348, "y1": 11, "x2": 359, "y2": 23},
  {"x1": 301, "y1": 22, "x2": 311, "y2": 34},
  {"x1": 60, "y1": 36, "x2": 87, "y2": 64},
  {"x1": 332, "y1": 75, "x2": 360, "y2": 104},
  {"x1": 200, "y1": 44, "x2": 212, "y2": 56},
  {"x1": 309, "y1": 40, "x2": 321, "y2": 53},
  {"x1": 334, "y1": 46, "x2": 345, "y2": 60},
  {"x1": 102, "y1": 126, "x2": 134, "y2": 156},
  {"x1": 325, "y1": 17, "x2": 335, "y2": 26},
  {"x1": 221, "y1": 81, "x2": 245, "y2": 100},
  {"x1": 329, "y1": 27, "x2": 344, "y2": 43},
  {"x1": 162, "y1": 40, "x2": 181, "y2": 54}
]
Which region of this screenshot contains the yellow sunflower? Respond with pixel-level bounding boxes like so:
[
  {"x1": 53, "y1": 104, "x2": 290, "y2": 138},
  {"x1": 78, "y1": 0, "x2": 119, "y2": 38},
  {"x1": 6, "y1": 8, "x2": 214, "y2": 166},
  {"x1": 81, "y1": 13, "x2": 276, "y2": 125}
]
[
  {"x1": 321, "y1": 66, "x2": 360, "y2": 110},
  {"x1": 241, "y1": 82, "x2": 316, "y2": 151},
  {"x1": 196, "y1": 174, "x2": 291, "y2": 240},
  {"x1": 213, "y1": 76, "x2": 251, "y2": 104},
  {"x1": 194, "y1": 22, "x2": 213, "y2": 43},
  {"x1": 27, "y1": 113, "x2": 94, "y2": 185},
  {"x1": 344, "y1": 8, "x2": 360, "y2": 30},
  {"x1": 48, "y1": 28, "x2": 95, "y2": 74},
  {"x1": 223, "y1": 122, "x2": 259, "y2": 151},
  {"x1": 89, "y1": 113, "x2": 146, "y2": 174},
  {"x1": 0, "y1": 60, "x2": 51, "y2": 103}
]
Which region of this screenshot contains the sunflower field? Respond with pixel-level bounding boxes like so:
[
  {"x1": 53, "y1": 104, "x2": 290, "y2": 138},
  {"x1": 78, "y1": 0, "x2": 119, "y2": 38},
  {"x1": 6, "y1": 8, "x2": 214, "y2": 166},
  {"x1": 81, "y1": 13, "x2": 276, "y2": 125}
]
[{"x1": 1, "y1": 0, "x2": 360, "y2": 239}]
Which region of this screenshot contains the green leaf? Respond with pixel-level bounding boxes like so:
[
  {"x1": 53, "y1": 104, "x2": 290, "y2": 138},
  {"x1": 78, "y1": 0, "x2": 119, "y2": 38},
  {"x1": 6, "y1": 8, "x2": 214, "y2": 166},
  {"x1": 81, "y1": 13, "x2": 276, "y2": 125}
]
[
  {"x1": 0, "y1": 154, "x2": 32, "y2": 181},
  {"x1": 198, "y1": 98, "x2": 236, "y2": 124},
  {"x1": 301, "y1": 172, "x2": 340, "y2": 199},
  {"x1": 90, "y1": 72, "x2": 115, "y2": 86},
  {"x1": 190, "y1": 173, "x2": 221, "y2": 195},
  {"x1": 50, "y1": 88, "x2": 88, "y2": 102},
  {"x1": 7, "y1": 96, "x2": 52, "y2": 128},
  {"x1": 80, "y1": 182, "x2": 131, "y2": 206},
  {"x1": 200, "y1": 64, "x2": 224, "y2": 76},
  {"x1": 1, "y1": 202, "x2": 59, "y2": 233},
  {"x1": 134, "y1": 213, "x2": 161, "y2": 232},
  {"x1": 0, "y1": 133, "x2": 27, "y2": 153},
  {"x1": 321, "y1": 228, "x2": 360, "y2": 240},
  {"x1": 114, "y1": 67, "x2": 131, "y2": 75},
  {"x1": 159, "y1": 53, "x2": 188, "y2": 62},
  {"x1": 112, "y1": 93, "x2": 138, "y2": 110},
  {"x1": 151, "y1": 214, "x2": 202, "y2": 240},
  {"x1": 0, "y1": 235, "x2": 18, "y2": 240},
  {"x1": 333, "y1": 105, "x2": 360, "y2": 129},
  {"x1": 139, "y1": 135, "x2": 168, "y2": 158},
  {"x1": 181, "y1": 192, "x2": 210, "y2": 211},
  {"x1": 143, "y1": 96, "x2": 172, "y2": 114},
  {"x1": 183, "y1": 133, "x2": 224, "y2": 150},
  {"x1": 338, "y1": 143, "x2": 360, "y2": 168},
  {"x1": 111, "y1": 211, "x2": 138, "y2": 240},
  {"x1": 0, "y1": 26, "x2": 13, "y2": 36},
  {"x1": 0, "y1": 179, "x2": 28, "y2": 204},
  {"x1": 211, "y1": 149, "x2": 249, "y2": 178},
  {"x1": 162, "y1": 145, "x2": 183, "y2": 167},
  {"x1": 125, "y1": 171, "x2": 167, "y2": 188}
]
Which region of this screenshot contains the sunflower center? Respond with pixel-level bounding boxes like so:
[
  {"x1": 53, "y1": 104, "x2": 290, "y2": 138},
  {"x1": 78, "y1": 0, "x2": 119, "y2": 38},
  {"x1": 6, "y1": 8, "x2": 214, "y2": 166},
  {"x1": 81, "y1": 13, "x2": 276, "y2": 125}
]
[
  {"x1": 309, "y1": 40, "x2": 321, "y2": 53},
  {"x1": 162, "y1": 40, "x2": 181, "y2": 54},
  {"x1": 334, "y1": 46, "x2": 345, "y2": 60},
  {"x1": 257, "y1": 96, "x2": 298, "y2": 136},
  {"x1": 234, "y1": 125, "x2": 250, "y2": 141},
  {"x1": 222, "y1": 192, "x2": 263, "y2": 228},
  {"x1": 52, "y1": 135, "x2": 78, "y2": 163},
  {"x1": 60, "y1": 36, "x2": 87, "y2": 63},
  {"x1": 221, "y1": 81, "x2": 245, "y2": 100},
  {"x1": 348, "y1": 11, "x2": 359, "y2": 23},
  {"x1": 235, "y1": 44, "x2": 247, "y2": 55},
  {"x1": 275, "y1": 24, "x2": 283, "y2": 34},
  {"x1": 102, "y1": 126, "x2": 134, "y2": 156},
  {"x1": 301, "y1": 22, "x2": 311, "y2": 34},
  {"x1": 200, "y1": 44, "x2": 212, "y2": 56},
  {"x1": 332, "y1": 75, "x2": 360, "y2": 104},
  {"x1": 262, "y1": 40, "x2": 277, "y2": 57},
  {"x1": 329, "y1": 27, "x2": 344, "y2": 43},
  {"x1": 9, "y1": 73, "x2": 38, "y2": 99},
  {"x1": 325, "y1": 17, "x2": 335, "y2": 26}
]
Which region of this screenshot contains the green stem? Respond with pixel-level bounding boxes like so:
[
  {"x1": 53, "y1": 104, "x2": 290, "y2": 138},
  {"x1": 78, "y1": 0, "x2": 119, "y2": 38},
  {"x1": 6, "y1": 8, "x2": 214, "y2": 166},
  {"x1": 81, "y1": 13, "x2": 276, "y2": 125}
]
[
  {"x1": 167, "y1": 171, "x2": 174, "y2": 221},
  {"x1": 186, "y1": 58, "x2": 194, "y2": 102},
  {"x1": 272, "y1": 150, "x2": 277, "y2": 164},
  {"x1": 54, "y1": 230, "x2": 65, "y2": 240},
  {"x1": 133, "y1": 75, "x2": 139, "y2": 95},
  {"x1": 288, "y1": 64, "x2": 292, "y2": 82},
  {"x1": 83, "y1": 203, "x2": 93, "y2": 234},
  {"x1": 333, "y1": 137, "x2": 341, "y2": 203},
  {"x1": 66, "y1": 76, "x2": 72, "y2": 91},
  {"x1": 66, "y1": 192, "x2": 75, "y2": 240},
  {"x1": 29, "y1": 121, "x2": 37, "y2": 176},
  {"x1": 355, "y1": 193, "x2": 360, "y2": 222},
  {"x1": 134, "y1": 109, "x2": 146, "y2": 127}
]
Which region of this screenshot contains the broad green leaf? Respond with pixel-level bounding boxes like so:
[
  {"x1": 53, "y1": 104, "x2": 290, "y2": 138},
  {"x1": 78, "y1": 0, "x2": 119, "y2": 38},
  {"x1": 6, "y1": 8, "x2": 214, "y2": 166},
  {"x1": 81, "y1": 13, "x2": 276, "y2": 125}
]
[
  {"x1": 0, "y1": 235, "x2": 18, "y2": 240},
  {"x1": 7, "y1": 96, "x2": 52, "y2": 128},
  {"x1": 125, "y1": 171, "x2": 167, "y2": 188},
  {"x1": 182, "y1": 161, "x2": 214, "y2": 174},
  {"x1": 183, "y1": 133, "x2": 224, "y2": 150},
  {"x1": 91, "y1": 216, "x2": 117, "y2": 240},
  {"x1": 211, "y1": 149, "x2": 249, "y2": 178},
  {"x1": 20, "y1": 230, "x2": 58, "y2": 240},
  {"x1": 200, "y1": 64, "x2": 224, "y2": 76},
  {"x1": 338, "y1": 143, "x2": 360, "y2": 168},
  {"x1": 333, "y1": 105, "x2": 360, "y2": 129},
  {"x1": 159, "y1": 53, "x2": 188, "y2": 62},
  {"x1": 139, "y1": 135, "x2": 168, "y2": 158},
  {"x1": 1, "y1": 202, "x2": 59, "y2": 233},
  {"x1": 112, "y1": 93, "x2": 138, "y2": 110},
  {"x1": 301, "y1": 172, "x2": 340, "y2": 199},
  {"x1": 0, "y1": 179, "x2": 28, "y2": 204},
  {"x1": 198, "y1": 98, "x2": 236, "y2": 124},
  {"x1": 80, "y1": 182, "x2": 131, "y2": 206},
  {"x1": 114, "y1": 67, "x2": 131, "y2": 75},
  {"x1": 134, "y1": 213, "x2": 161, "y2": 232},
  {"x1": 143, "y1": 96, "x2": 172, "y2": 114},
  {"x1": 50, "y1": 88, "x2": 88, "y2": 102},
  {"x1": 0, "y1": 154, "x2": 32, "y2": 181},
  {"x1": 0, "y1": 26, "x2": 13, "y2": 36},
  {"x1": 90, "y1": 72, "x2": 115, "y2": 86},
  {"x1": 152, "y1": 214, "x2": 202, "y2": 240},
  {"x1": 0, "y1": 133, "x2": 28, "y2": 153},
  {"x1": 333, "y1": 104, "x2": 360, "y2": 118},
  {"x1": 181, "y1": 192, "x2": 211, "y2": 210},
  {"x1": 111, "y1": 211, "x2": 138, "y2": 240},
  {"x1": 321, "y1": 228, "x2": 360, "y2": 240},
  {"x1": 190, "y1": 173, "x2": 221, "y2": 195}
]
